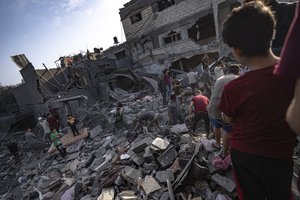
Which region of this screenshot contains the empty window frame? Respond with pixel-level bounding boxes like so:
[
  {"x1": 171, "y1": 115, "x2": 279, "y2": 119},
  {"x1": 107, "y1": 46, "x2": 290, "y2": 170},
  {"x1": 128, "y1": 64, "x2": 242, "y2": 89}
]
[
  {"x1": 163, "y1": 31, "x2": 181, "y2": 44},
  {"x1": 130, "y1": 12, "x2": 142, "y2": 24},
  {"x1": 188, "y1": 14, "x2": 216, "y2": 41},
  {"x1": 158, "y1": 0, "x2": 175, "y2": 11},
  {"x1": 115, "y1": 50, "x2": 126, "y2": 60}
]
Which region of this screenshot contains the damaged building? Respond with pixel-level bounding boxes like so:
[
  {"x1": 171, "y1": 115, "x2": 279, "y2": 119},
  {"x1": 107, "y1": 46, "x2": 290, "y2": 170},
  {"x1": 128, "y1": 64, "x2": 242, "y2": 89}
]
[{"x1": 119, "y1": 0, "x2": 241, "y2": 73}]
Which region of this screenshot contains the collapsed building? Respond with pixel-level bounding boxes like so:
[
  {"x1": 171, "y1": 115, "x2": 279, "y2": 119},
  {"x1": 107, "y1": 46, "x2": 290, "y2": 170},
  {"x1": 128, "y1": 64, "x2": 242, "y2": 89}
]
[
  {"x1": 118, "y1": 0, "x2": 241, "y2": 73},
  {"x1": 2, "y1": 0, "x2": 300, "y2": 199}
]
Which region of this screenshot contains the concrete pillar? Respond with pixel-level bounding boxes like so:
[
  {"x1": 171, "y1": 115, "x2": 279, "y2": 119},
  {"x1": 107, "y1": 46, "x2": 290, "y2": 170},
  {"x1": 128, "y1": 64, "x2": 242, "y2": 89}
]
[{"x1": 212, "y1": 0, "x2": 220, "y2": 42}]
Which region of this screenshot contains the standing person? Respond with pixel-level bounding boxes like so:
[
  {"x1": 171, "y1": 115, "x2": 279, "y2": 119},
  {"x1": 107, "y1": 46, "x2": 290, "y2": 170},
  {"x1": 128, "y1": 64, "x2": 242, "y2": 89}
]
[
  {"x1": 50, "y1": 128, "x2": 67, "y2": 158},
  {"x1": 163, "y1": 69, "x2": 172, "y2": 98},
  {"x1": 275, "y1": 0, "x2": 300, "y2": 135},
  {"x1": 67, "y1": 115, "x2": 80, "y2": 136},
  {"x1": 25, "y1": 128, "x2": 45, "y2": 156},
  {"x1": 168, "y1": 94, "x2": 184, "y2": 125},
  {"x1": 114, "y1": 102, "x2": 129, "y2": 130},
  {"x1": 187, "y1": 69, "x2": 198, "y2": 95},
  {"x1": 158, "y1": 74, "x2": 167, "y2": 107},
  {"x1": 201, "y1": 65, "x2": 213, "y2": 98},
  {"x1": 47, "y1": 113, "x2": 59, "y2": 131},
  {"x1": 38, "y1": 116, "x2": 50, "y2": 142},
  {"x1": 219, "y1": 2, "x2": 296, "y2": 199},
  {"x1": 207, "y1": 65, "x2": 240, "y2": 156},
  {"x1": 189, "y1": 90, "x2": 210, "y2": 134}
]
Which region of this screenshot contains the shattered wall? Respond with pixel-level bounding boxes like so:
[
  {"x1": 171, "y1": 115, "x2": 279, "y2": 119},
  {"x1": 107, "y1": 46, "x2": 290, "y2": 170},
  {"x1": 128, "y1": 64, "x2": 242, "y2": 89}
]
[
  {"x1": 13, "y1": 63, "x2": 44, "y2": 108},
  {"x1": 120, "y1": 0, "x2": 237, "y2": 71}
]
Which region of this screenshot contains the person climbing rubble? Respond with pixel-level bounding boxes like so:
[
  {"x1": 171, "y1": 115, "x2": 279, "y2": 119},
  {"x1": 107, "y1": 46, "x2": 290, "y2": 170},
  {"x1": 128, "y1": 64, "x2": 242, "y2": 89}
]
[
  {"x1": 67, "y1": 115, "x2": 80, "y2": 136},
  {"x1": 25, "y1": 128, "x2": 45, "y2": 156},
  {"x1": 114, "y1": 102, "x2": 129, "y2": 131},
  {"x1": 37, "y1": 116, "x2": 50, "y2": 142},
  {"x1": 168, "y1": 93, "x2": 184, "y2": 125},
  {"x1": 189, "y1": 90, "x2": 210, "y2": 134},
  {"x1": 50, "y1": 128, "x2": 67, "y2": 158}
]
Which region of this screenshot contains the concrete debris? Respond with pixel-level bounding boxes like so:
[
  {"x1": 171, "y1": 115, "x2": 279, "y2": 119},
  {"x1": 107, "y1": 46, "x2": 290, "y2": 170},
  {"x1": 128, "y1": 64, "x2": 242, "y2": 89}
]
[
  {"x1": 211, "y1": 174, "x2": 236, "y2": 193},
  {"x1": 121, "y1": 166, "x2": 142, "y2": 185},
  {"x1": 157, "y1": 146, "x2": 178, "y2": 168},
  {"x1": 141, "y1": 175, "x2": 161, "y2": 195},
  {"x1": 2, "y1": 78, "x2": 294, "y2": 200},
  {"x1": 97, "y1": 187, "x2": 115, "y2": 200},
  {"x1": 151, "y1": 137, "x2": 170, "y2": 150},
  {"x1": 170, "y1": 123, "x2": 189, "y2": 134}
]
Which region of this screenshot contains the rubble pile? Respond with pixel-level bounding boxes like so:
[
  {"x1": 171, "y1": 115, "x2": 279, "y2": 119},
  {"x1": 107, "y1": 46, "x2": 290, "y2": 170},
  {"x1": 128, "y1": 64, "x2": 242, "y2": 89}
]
[{"x1": 1, "y1": 89, "x2": 300, "y2": 200}]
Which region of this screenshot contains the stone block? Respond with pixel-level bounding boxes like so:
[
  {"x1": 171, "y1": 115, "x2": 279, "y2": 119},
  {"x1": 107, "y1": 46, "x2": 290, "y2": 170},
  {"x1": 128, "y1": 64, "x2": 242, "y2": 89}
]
[
  {"x1": 211, "y1": 174, "x2": 236, "y2": 193},
  {"x1": 93, "y1": 160, "x2": 111, "y2": 173},
  {"x1": 155, "y1": 170, "x2": 174, "y2": 183},
  {"x1": 97, "y1": 187, "x2": 115, "y2": 200},
  {"x1": 130, "y1": 151, "x2": 144, "y2": 166},
  {"x1": 69, "y1": 159, "x2": 80, "y2": 173},
  {"x1": 143, "y1": 147, "x2": 154, "y2": 162},
  {"x1": 121, "y1": 166, "x2": 143, "y2": 185},
  {"x1": 157, "y1": 147, "x2": 178, "y2": 168},
  {"x1": 90, "y1": 125, "x2": 103, "y2": 139},
  {"x1": 151, "y1": 137, "x2": 170, "y2": 150},
  {"x1": 131, "y1": 138, "x2": 152, "y2": 153},
  {"x1": 141, "y1": 175, "x2": 161, "y2": 195}
]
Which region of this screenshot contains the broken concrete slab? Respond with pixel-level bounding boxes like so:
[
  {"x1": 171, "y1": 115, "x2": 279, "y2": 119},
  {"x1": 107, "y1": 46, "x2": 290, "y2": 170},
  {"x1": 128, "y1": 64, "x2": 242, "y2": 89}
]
[
  {"x1": 131, "y1": 138, "x2": 152, "y2": 153},
  {"x1": 143, "y1": 147, "x2": 154, "y2": 162},
  {"x1": 117, "y1": 190, "x2": 139, "y2": 200},
  {"x1": 121, "y1": 166, "x2": 142, "y2": 185},
  {"x1": 129, "y1": 151, "x2": 144, "y2": 166},
  {"x1": 90, "y1": 125, "x2": 103, "y2": 139},
  {"x1": 211, "y1": 174, "x2": 236, "y2": 193},
  {"x1": 170, "y1": 124, "x2": 188, "y2": 134},
  {"x1": 156, "y1": 146, "x2": 178, "y2": 168},
  {"x1": 151, "y1": 137, "x2": 170, "y2": 150},
  {"x1": 155, "y1": 170, "x2": 174, "y2": 183},
  {"x1": 97, "y1": 187, "x2": 115, "y2": 200},
  {"x1": 141, "y1": 175, "x2": 161, "y2": 196},
  {"x1": 69, "y1": 159, "x2": 80, "y2": 173}
]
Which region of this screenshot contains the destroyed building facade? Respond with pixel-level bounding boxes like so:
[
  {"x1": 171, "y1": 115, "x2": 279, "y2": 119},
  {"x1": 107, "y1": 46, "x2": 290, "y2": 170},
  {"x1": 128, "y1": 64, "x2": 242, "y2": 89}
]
[{"x1": 119, "y1": 0, "x2": 241, "y2": 72}]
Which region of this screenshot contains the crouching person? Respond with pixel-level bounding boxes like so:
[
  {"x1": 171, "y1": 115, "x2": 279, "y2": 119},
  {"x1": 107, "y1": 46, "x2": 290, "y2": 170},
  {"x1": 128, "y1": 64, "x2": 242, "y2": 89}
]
[{"x1": 50, "y1": 128, "x2": 66, "y2": 158}]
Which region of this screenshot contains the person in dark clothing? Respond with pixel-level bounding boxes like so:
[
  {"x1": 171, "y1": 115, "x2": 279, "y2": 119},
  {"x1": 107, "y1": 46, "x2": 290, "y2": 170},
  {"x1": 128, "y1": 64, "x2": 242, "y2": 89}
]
[
  {"x1": 114, "y1": 102, "x2": 129, "y2": 131},
  {"x1": 67, "y1": 115, "x2": 80, "y2": 136},
  {"x1": 158, "y1": 74, "x2": 167, "y2": 106},
  {"x1": 47, "y1": 113, "x2": 59, "y2": 131},
  {"x1": 6, "y1": 140, "x2": 20, "y2": 163}
]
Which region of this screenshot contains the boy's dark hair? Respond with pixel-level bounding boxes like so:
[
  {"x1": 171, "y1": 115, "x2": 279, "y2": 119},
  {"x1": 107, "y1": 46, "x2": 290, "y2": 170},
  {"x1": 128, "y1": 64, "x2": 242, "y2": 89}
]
[{"x1": 222, "y1": 1, "x2": 275, "y2": 56}]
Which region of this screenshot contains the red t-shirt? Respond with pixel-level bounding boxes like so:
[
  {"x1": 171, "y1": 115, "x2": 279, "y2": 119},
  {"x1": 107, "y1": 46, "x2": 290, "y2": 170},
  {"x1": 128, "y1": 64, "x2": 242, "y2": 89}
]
[
  {"x1": 192, "y1": 95, "x2": 209, "y2": 113},
  {"x1": 219, "y1": 65, "x2": 296, "y2": 159}
]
